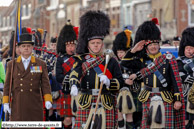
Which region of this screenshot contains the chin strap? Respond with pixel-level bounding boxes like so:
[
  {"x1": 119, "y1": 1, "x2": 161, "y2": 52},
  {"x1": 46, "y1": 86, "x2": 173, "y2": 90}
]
[{"x1": 88, "y1": 44, "x2": 104, "y2": 55}]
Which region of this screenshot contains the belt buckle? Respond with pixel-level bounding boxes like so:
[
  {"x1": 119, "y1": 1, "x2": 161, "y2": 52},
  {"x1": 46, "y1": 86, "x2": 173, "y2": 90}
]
[
  {"x1": 91, "y1": 102, "x2": 103, "y2": 109},
  {"x1": 186, "y1": 59, "x2": 192, "y2": 64},
  {"x1": 151, "y1": 95, "x2": 162, "y2": 101},
  {"x1": 148, "y1": 62, "x2": 155, "y2": 69},
  {"x1": 92, "y1": 89, "x2": 99, "y2": 95},
  {"x1": 152, "y1": 87, "x2": 159, "y2": 93}
]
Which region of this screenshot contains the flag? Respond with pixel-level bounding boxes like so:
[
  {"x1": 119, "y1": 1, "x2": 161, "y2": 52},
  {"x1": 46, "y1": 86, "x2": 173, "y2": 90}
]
[{"x1": 16, "y1": 0, "x2": 22, "y2": 42}]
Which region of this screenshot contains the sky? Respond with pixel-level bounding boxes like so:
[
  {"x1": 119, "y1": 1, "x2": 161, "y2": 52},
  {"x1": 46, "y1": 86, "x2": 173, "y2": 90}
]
[{"x1": 0, "y1": 0, "x2": 13, "y2": 6}]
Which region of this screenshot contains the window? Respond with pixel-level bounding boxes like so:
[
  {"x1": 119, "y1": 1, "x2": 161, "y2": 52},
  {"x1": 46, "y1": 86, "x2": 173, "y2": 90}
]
[
  {"x1": 52, "y1": 23, "x2": 55, "y2": 33},
  {"x1": 159, "y1": 9, "x2": 163, "y2": 26},
  {"x1": 189, "y1": 5, "x2": 194, "y2": 23},
  {"x1": 28, "y1": 4, "x2": 31, "y2": 16},
  {"x1": 26, "y1": 4, "x2": 28, "y2": 16},
  {"x1": 11, "y1": 16, "x2": 14, "y2": 26},
  {"x1": 117, "y1": 14, "x2": 120, "y2": 28},
  {"x1": 3, "y1": 17, "x2": 6, "y2": 27},
  {"x1": 7, "y1": 16, "x2": 10, "y2": 27},
  {"x1": 23, "y1": 5, "x2": 26, "y2": 16}
]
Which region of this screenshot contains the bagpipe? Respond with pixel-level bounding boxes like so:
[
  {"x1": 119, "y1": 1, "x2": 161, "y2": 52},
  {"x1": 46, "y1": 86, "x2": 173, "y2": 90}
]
[{"x1": 31, "y1": 28, "x2": 59, "y2": 59}]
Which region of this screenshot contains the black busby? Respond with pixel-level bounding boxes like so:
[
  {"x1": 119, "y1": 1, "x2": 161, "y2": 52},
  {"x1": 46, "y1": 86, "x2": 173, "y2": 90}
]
[
  {"x1": 173, "y1": 36, "x2": 181, "y2": 41},
  {"x1": 50, "y1": 36, "x2": 57, "y2": 43},
  {"x1": 179, "y1": 27, "x2": 194, "y2": 56},
  {"x1": 76, "y1": 10, "x2": 110, "y2": 54},
  {"x1": 112, "y1": 29, "x2": 133, "y2": 57},
  {"x1": 57, "y1": 20, "x2": 77, "y2": 54},
  {"x1": 18, "y1": 33, "x2": 34, "y2": 46},
  {"x1": 134, "y1": 19, "x2": 161, "y2": 58},
  {"x1": 162, "y1": 40, "x2": 170, "y2": 45}
]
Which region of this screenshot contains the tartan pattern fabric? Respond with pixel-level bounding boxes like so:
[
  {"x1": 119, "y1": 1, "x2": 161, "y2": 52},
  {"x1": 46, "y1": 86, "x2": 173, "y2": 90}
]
[
  {"x1": 139, "y1": 53, "x2": 185, "y2": 128},
  {"x1": 169, "y1": 55, "x2": 185, "y2": 129},
  {"x1": 62, "y1": 57, "x2": 75, "y2": 75},
  {"x1": 60, "y1": 94, "x2": 73, "y2": 117},
  {"x1": 52, "y1": 91, "x2": 73, "y2": 117},
  {"x1": 52, "y1": 90, "x2": 64, "y2": 110},
  {"x1": 132, "y1": 91, "x2": 142, "y2": 112},
  {"x1": 82, "y1": 55, "x2": 105, "y2": 77},
  {"x1": 140, "y1": 54, "x2": 166, "y2": 78},
  {"x1": 141, "y1": 93, "x2": 174, "y2": 129},
  {"x1": 74, "y1": 95, "x2": 117, "y2": 129}
]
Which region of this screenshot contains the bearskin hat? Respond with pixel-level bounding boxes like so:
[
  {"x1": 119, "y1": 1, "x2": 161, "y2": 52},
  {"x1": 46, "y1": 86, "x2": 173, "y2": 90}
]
[
  {"x1": 50, "y1": 36, "x2": 57, "y2": 43},
  {"x1": 173, "y1": 36, "x2": 181, "y2": 41},
  {"x1": 162, "y1": 40, "x2": 170, "y2": 45},
  {"x1": 112, "y1": 29, "x2": 133, "y2": 57},
  {"x1": 57, "y1": 20, "x2": 77, "y2": 54},
  {"x1": 134, "y1": 19, "x2": 161, "y2": 58},
  {"x1": 76, "y1": 10, "x2": 110, "y2": 54},
  {"x1": 179, "y1": 27, "x2": 194, "y2": 56}
]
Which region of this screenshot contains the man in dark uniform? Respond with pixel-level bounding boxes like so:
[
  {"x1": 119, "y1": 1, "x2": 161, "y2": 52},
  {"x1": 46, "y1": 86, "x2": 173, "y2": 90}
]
[
  {"x1": 40, "y1": 36, "x2": 60, "y2": 122},
  {"x1": 113, "y1": 29, "x2": 142, "y2": 129},
  {"x1": 177, "y1": 27, "x2": 194, "y2": 129},
  {"x1": 55, "y1": 21, "x2": 78, "y2": 129},
  {"x1": 70, "y1": 10, "x2": 123, "y2": 129},
  {"x1": 122, "y1": 19, "x2": 185, "y2": 129},
  {"x1": 3, "y1": 33, "x2": 52, "y2": 121}
]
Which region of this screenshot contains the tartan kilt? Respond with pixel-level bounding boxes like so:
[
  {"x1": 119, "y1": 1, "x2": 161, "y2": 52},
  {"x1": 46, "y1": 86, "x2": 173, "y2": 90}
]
[
  {"x1": 141, "y1": 93, "x2": 174, "y2": 129},
  {"x1": 131, "y1": 90, "x2": 142, "y2": 112},
  {"x1": 52, "y1": 90, "x2": 64, "y2": 110},
  {"x1": 52, "y1": 91, "x2": 73, "y2": 117},
  {"x1": 74, "y1": 95, "x2": 118, "y2": 129}
]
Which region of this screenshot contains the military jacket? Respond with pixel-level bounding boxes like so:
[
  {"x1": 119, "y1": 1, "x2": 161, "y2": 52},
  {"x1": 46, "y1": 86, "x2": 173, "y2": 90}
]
[
  {"x1": 70, "y1": 54, "x2": 123, "y2": 110},
  {"x1": 3, "y1": 56, "x2": 52, "y2": 121},
  {"x1": 120, "y1": 54, "x2": 142, "y2": 92},
  {"x1": 56, "y1": 54, "x2": 75, "y2": 94},
  {"x1": 122, "y1": 51, "x2": 181, "y2": 103}
]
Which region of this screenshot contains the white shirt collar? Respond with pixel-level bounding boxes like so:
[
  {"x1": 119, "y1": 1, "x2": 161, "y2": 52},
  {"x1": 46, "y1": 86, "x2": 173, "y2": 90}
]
[{"x1": 21, "y1": 56, "x2": 31, "y2": 62}]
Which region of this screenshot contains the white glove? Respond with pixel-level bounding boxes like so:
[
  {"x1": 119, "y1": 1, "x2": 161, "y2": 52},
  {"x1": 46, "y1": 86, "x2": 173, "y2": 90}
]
[
  {"x1": 99, "y1": 75, "x2": 110, "y2": 88},
  {"x1": 4, "y1": 103, "x2": 11, "y2": 114},
  {"x1": 70, "y1": 85, "x2": 78, "y2": 96},
  {"x1": 185, "y1": 75, "x2": 194, "y2": 84},
  {"x1": 45, "y1": 101, "x2": 52, "y2": 110}
]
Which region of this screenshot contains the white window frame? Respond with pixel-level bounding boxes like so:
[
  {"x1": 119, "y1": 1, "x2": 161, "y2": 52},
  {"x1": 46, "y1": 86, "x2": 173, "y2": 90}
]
[{"x1": 188, "y1": 2, "x2": 194, "y2": 26}]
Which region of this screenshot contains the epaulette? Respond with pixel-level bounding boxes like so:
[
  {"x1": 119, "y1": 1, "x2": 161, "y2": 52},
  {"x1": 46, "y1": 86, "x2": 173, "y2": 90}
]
[{"x1": 73, "y1": 54, "x2": 86, "y2": 60}]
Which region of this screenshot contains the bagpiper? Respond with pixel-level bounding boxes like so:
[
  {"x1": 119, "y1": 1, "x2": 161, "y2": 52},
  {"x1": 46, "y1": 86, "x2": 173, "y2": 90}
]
[
  {"x1": 113, "y1": 29, "x2": 142, "y2": 129},
  {"x1": 122, "y1": 18, "x2": 185, "y2": 129},
  {"x1": 70, "y1": 10, "x2": 123, "y2": 129},
  {"x1": 177, "y1": 27, "x2": 194, "y2": 129},
  {"x1": 55, "y1": 20, "x2": 78, "y2": 129}
]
